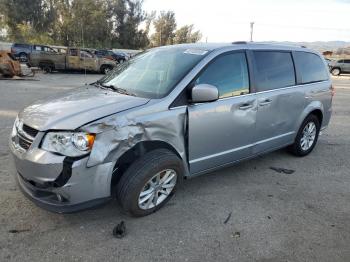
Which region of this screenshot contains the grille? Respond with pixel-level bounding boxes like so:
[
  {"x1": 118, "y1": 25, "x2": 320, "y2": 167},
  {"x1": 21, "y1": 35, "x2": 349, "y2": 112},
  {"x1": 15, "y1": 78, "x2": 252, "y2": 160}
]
[
  {"x1": 18, "y1": 135, "x2": 32, "y2": 150},
  {"x1": 22, "y1": 124, "x2": 38, "y2": 138}
]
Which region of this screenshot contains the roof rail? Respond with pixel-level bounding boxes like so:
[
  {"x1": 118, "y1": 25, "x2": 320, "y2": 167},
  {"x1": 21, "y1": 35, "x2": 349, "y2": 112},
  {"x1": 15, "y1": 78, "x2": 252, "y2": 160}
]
[{"x1": 232, "y1": 41, "x2": 247, "y2": 44}]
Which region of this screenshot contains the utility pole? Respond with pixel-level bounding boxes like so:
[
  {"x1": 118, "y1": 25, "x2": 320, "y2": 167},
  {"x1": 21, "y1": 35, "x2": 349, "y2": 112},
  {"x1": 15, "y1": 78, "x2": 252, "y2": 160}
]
[
  {"x1": 250, "y1": 22, "x2": 255, "y2": 42},
  {"x1": 159, "y1": 27, "x2": 162, "y2": 46}
]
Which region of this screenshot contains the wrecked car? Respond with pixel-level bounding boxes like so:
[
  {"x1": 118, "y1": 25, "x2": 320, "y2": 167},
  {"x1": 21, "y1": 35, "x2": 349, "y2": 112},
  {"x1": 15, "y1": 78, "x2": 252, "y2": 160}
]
[
  {"x1": 28, "y1": 47, "x2": 116, "y2": 74},
  {"x1": 9, "y1": 43, "x2": 333, "y2": 217}
]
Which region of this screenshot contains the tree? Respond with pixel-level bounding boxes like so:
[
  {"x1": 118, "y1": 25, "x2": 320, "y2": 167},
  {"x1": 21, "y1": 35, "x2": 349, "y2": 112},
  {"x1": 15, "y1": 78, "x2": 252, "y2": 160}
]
[
  {"x1": 151, "y1": 11, "x2": 176, "y2": 47},
  {"x1": 55, "y1": 0, "x2": 113, "y2": 48},
  {"x1": 109, "y1": 0, "x2": 148, "y2": 49},
  {"x1": 0, "y1": 0, "x2": 202, "y2": 49},
  {"x1": 0, "y1": 0, "x2": 57, "y2": 43},
  {"x1": 174, "y1": 24, "x2": 202, "y2": 44}
]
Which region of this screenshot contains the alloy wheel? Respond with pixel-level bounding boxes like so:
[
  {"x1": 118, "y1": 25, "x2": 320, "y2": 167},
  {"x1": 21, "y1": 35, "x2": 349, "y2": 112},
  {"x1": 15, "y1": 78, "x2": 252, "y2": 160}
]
[
  {"x1": 300, "y1": 122, "x2": 317, "y2": 151},
  {"x1": 138, "y1": 169, "x2": 177, "y2": 210}
]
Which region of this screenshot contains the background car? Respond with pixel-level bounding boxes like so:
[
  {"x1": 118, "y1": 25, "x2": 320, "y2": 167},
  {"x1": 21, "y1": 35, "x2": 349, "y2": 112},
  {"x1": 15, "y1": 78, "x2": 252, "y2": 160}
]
[
  {"x1": 329, "y1": 59, "x2": 350, "y2": 76},
  {"x1": 11, "y1": 43, "x2": 57, "y2": 62},
  {"x1": 113, "y1": 51, "x2": 129, "y2": 62},
  {"x1": 95, "y1": 49, "x2": 128, "y2": 63},
  {"x1": 10, "y1": 43, "x2": 32, "y2": 62}
]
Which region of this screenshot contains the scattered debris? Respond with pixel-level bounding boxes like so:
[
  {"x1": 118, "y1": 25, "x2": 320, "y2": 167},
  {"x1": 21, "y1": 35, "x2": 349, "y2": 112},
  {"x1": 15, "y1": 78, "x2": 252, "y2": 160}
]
[
  {"x1": 267, "y1": 215, "x2": 272, "y2": 219},
  {"x1": 233, "y1": 231, "x2": 240, "y2": 238},
  {"x1": 269, "y1": 166, "x2": 295, "y2": 174},
  {"x1": 0, "y1": 51, "x2": 36, "y2": 79},
  {"x1": 267, "y1": 194, "x2": 274, "y2": 197},
  {"x1": 8, "y1": 229, "x2": 30, "y2": 234},
  {"x1": 223, "y1": 212, "x2": 232, "y2": 224},
  {"x1": 113, "y1": 221, "x2": 126, "y2": 238}
]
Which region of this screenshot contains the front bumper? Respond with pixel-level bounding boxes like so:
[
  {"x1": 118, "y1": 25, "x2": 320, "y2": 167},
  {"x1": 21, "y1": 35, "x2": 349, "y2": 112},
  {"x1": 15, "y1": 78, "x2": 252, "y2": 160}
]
[
  {"x1": 10, "y1": 137, "x2": 115, "y2": 213},
  {"x1": 16, "y1": 172, "x2": 110, "y2": 213}
]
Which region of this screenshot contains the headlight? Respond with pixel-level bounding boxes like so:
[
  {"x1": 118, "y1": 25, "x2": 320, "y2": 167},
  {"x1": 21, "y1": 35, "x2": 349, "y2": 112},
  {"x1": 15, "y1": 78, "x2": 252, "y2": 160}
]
[
  {"x1": 11, "y1": 116, "x2": 19, "y2": 138},
  {"x1": 41, "y1": 132, "x2": 95, "y2": 157}
]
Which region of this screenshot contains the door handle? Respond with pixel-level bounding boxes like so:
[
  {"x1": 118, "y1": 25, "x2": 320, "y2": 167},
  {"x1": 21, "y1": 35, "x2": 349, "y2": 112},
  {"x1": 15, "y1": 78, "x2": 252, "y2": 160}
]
[
  {"x1": 259, "y1": 99, "x2": 272, "y2": 106},
  {"x1": 239, "y1": 103, "x2": 253, "y2": 110}
]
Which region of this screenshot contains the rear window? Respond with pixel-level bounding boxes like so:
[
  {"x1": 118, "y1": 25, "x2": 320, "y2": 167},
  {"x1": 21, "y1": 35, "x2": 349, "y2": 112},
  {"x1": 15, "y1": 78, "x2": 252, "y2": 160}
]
[
  {"x1": 294, "y1": 52, "x2": 328, "y2": 84},
  {"x1": 253, "y1": 51, "x2": 295, "y2": 92}
]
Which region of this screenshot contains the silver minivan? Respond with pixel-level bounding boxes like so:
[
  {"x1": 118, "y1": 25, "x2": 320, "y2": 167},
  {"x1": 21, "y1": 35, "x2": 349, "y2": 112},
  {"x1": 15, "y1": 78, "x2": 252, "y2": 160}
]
[{"x1": 10, "y1": 43, "x2": 333, "y2": 217}]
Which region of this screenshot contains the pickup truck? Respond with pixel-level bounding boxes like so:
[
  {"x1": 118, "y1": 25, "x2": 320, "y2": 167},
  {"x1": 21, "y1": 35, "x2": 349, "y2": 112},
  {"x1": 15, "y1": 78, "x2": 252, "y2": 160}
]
[
  {"x1": 28, "y1": 47, "x2": 117, "y2": 74},
  {"x1": 11, "y1": 43, "x2": 58, "y2": 62}
]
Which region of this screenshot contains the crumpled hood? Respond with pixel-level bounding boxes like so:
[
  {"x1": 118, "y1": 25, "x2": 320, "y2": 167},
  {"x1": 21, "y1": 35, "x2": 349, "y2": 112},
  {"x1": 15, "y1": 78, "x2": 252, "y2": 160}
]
[{"x1": 19, "y1": 86, "x2": 150, "y2": 131}]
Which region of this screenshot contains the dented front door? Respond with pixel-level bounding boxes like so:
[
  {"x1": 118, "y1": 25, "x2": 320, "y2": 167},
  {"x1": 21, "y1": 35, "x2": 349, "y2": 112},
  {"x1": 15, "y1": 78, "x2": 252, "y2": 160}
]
[{"x1": 187, "y1": 51, "x2": 257, "y2": 174}]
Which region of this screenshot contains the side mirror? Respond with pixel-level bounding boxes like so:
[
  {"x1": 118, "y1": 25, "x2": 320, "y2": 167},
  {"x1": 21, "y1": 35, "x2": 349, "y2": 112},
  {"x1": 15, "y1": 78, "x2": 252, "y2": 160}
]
[{"x1": 191, "y1": 84, "x2": 219, "y2": 103}]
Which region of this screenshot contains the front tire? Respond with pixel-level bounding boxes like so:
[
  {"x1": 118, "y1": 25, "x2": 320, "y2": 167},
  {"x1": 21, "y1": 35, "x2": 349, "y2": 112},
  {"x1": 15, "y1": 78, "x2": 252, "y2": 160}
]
[
  {"x1": 100, "y1": 65, "x2": 112, "y2": 74},
  {"x1": 331, "y1": 67, "x2": 341, "y2": 76},
  {"x1": 18, "y1": 52, "x2": 28, "y2": 62},
  {"x1": 288, "y1": 114, "x2": 320, "y2": 157},
  {"x1": 116, "y1": 149, "x2": 184, "y2": 217}
]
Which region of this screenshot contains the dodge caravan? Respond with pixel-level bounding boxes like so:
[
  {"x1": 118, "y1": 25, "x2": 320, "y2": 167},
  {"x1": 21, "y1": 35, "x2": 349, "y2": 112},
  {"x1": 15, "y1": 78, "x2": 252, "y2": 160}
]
[{"x1": 10, "y1": 43, "x2": 333, "y2": 217}]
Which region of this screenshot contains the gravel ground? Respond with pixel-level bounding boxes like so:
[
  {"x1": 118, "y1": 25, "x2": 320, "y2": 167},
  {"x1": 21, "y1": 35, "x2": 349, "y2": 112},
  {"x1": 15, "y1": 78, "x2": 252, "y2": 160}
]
[{"x1": 0, "y1": 73, "x2": 349, "y2": 262}]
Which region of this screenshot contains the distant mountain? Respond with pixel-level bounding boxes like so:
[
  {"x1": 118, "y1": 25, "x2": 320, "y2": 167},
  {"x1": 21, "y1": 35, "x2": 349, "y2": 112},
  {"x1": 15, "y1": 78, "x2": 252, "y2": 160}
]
[{"x1": 264, "y1": 41, "x2": 350, "y2": 52}]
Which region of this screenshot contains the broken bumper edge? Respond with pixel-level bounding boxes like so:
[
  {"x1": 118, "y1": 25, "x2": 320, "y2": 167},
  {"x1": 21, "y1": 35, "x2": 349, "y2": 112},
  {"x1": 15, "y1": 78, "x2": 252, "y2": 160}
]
[{"x1": 16, "y1": 173, "x2": 111, "y2": 213}]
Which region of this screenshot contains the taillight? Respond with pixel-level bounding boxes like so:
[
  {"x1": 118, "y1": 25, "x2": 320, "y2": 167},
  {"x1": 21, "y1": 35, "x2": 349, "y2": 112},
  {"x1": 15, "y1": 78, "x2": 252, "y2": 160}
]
[{"x1": 331, "y1": 84, "x2": 335, "y2": 97}]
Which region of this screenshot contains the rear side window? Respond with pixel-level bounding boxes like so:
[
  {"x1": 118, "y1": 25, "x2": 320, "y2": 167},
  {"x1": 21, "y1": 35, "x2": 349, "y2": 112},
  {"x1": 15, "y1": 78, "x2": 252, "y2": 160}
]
[
  {"x1": 294, "y1": 52, "x2": 328, "y2": 84},
  {"x1": 253, "y1": 51, "x2": 295, "y2": 91},
  {"x1": 195, "y1": 52, "x2": 249, "y2": 98}
]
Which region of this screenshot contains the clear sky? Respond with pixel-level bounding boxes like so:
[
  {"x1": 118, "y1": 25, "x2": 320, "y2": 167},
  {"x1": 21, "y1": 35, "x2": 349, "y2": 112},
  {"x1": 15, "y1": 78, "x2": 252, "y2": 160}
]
[{"x1": 143, "y1": 0, "x2": 350, "y2": 42}]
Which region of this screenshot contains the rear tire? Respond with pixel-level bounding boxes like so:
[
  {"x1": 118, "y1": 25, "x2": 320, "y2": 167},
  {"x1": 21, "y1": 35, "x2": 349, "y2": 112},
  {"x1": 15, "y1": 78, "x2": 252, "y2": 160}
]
[
  {"x1": 116, "y1": 149, "x2": 184, "y2": 217},
  {"x1": 41, "y1": 63, "x2": 53, "y2": 74},
  {"x1": 288, "y1": 114, "x2": 320, "y2": 157}
]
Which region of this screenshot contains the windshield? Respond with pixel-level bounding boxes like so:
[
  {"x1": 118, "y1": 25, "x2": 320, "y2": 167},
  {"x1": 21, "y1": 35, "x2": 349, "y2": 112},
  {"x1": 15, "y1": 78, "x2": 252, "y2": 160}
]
[{"x1": 98, "y1": 47, "x2": 208, "y2": 99}]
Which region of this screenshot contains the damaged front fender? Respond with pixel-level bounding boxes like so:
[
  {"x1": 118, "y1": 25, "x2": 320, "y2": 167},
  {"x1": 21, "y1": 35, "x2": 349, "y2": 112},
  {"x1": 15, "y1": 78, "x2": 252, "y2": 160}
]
[{"x1": 82, "y1": 106, "x2": 188, "y2": 173}]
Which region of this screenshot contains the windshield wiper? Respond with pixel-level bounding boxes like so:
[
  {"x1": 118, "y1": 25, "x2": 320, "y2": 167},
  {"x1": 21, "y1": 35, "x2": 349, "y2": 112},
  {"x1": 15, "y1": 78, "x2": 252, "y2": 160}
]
[{"x1": 93, "y1": 82, "x2": 136, "y2": 96}]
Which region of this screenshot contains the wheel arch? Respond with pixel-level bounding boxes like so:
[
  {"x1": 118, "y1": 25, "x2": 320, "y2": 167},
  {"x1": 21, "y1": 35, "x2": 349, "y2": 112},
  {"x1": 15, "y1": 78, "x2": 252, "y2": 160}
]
[
  {"x1": 100, "y1": 64, "x2": 113, "y2": 71},
  {"x1": 295, "y1": 102, "x2": 324, "y2": 135},
  {"x1": 39, "y1": 60, "x2": 55, "y2": 68},
  {"x1": 110, "y1": 140, "x2": 184, "y2": 194}
]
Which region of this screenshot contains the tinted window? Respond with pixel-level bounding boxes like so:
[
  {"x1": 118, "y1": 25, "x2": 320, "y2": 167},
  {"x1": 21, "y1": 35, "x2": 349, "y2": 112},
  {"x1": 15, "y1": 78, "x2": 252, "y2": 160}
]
[
  {"x1": 344, "y1": 60, "x2": 350, "y2": 63},
  {"x1": 294, "y1": 52, "x2": 328, "y2": 84},
  {"x1": 253, "y1": 51, "x2": 295, "y2": 91},
  {"x1": 195, "y1": 52, "x2": 249, "y2": 98},
  {"x1": 337, "y1": 60, "x2": 344, "y2": 63}
]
